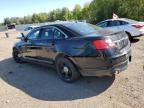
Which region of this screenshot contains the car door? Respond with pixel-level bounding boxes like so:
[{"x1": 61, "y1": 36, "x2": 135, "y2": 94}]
[
  {"x1": 22, "y1": 28, "x2": 41, "y2": 59},
  {"x1": 34, "y1": 27, "x2": 56, "y2": 64},
  {"x1": 35, "y1": 27, "x2": 67, "y2": 64},
  {"x1": 117, "y1": 20, "x2": 129, "y2": 31}
]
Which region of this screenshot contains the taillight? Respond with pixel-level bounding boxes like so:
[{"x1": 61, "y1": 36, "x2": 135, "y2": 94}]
[
  {"x1": 132, "y1": 24, "x2": 144, "y2": 28},
  {"x1": 92, "y1": 39, "x2": 116, "y2": 50}
]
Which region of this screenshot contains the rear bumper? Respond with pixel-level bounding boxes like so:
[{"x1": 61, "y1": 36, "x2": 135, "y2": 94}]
[
  {"x1": 80, "y1": 59, "x2": 129, "y2": 77},
  {"x1": 73, "y1": 53, "x2": 131, "y2": 77}
]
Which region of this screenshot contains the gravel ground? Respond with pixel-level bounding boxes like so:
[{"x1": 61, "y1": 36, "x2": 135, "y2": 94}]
[{"x1": 0, "y1": 31, "x2": 144, "y2": 108}]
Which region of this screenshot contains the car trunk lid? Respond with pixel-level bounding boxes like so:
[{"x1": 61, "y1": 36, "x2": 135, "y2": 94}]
[{"x1": 104, "y1": 31, "x2": 131, "y2": 58}]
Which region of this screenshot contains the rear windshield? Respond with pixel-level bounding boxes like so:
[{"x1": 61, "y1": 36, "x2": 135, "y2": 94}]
[{"x1": 64, "y1": 22, "x2": 102, "y2": 36}]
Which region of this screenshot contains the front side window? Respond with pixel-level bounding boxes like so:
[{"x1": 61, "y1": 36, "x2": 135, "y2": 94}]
[
  {"x1": 97, "y1": 21, "x2": 108, "y2": 28},
  {"x1": 27, "y1": 29, "x2": 40, "y2": 40}
]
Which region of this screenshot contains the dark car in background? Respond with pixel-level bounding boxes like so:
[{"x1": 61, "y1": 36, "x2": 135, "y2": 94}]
[
  {"x1": 7, "y1": 23, "x2": 16, "y2": 29},
  {"x1": 13, "y1": 22, "x2": 132, "y2": 82}
]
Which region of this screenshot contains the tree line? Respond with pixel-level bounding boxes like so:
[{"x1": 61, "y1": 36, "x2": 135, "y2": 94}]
[{"x1": 2, "y1": 0, "x2": 144, "y2": 25}]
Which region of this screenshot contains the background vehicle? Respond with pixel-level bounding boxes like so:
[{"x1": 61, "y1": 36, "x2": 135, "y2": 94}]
[
  {"x1": 24, "y1": 26, "x2": 38, "y2": 31},
  {"x1": 13, "y1": 22, "x2": 131, "y2": 82},
  {"x1": 23, "y1": 26, "x2": 38, "y2": 35},
  {"x1": 96, "y1": 18, "x2": 144, "y2": 39},
  {"x1": 7, "y1": 23, "x2": 16, "y2": 29}
]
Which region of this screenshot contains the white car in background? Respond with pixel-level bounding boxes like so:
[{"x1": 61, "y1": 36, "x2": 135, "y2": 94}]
[
  {"x1": 96, "y1": 18, "x2": 144, "y2": 39},
  {"x1": 23, "y1": 25, "x2": 38, "y2": 35}
]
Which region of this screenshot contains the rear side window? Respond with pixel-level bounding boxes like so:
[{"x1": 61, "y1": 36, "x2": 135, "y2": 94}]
[
  {"x1": 120, "y1": 21, "x2": 129, "y2": 25},
  {"x1": 108, "y1": 20, "x2": 121, "y2": 27},
  {"x1": 41, "y1": 28, "x2": 54, "y2": 39},
  {"x1": 64, "y1": 23, "x2": 102, "y2": 35},
  {"x1": 54, "y1": 29, "x2": 66, "y2": 39}
]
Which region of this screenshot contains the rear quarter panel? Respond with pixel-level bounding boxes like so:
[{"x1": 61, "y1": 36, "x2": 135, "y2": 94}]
[
  {"x1": 119, "y1": 24, "x2": 141, "y2": 36},
  {"x1": 54, "y1": 38, "x2": 100, "y2": 57},
  {"x1": 54, "y1": 38, "x2": 112, "y2": 70}
]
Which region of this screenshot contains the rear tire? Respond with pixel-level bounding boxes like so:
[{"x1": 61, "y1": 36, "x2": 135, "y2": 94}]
[{"x1": 56, "y1": 57, "x2": 80, "y2": 83}]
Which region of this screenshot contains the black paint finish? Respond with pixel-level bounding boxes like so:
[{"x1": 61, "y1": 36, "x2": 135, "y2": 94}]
[{"x1": 13, "y1": 22, "x2": 132, "y2": 76}]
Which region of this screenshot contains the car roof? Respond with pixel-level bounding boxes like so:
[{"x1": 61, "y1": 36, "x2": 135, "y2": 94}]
[
  {"x1": 101, "y1": 18, "x2": 138, "y2": 23},
  {"x1": 103, "y1": 18, "x2": 128, "y2": 22},
  {"x1": 38, "y1": 21, "x2": 83, "y2": 36},
  {"x1": 39, "y1": 21, "x2": 85, "y2": 29},
  {"x1": 39, "y1": 21, "x2": 96, "y2": 37}
]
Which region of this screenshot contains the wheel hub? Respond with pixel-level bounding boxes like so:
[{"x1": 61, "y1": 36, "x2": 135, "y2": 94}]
[
  {"x1": 63, "y1": 66, "x2": 69, "y2": 73},
  {"x1": 17, "y1": 54, "x2": 21, "y2": 58}
]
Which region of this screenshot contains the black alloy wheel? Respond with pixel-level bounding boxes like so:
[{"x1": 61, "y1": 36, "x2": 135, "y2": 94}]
[{"x1": 56, "y1": 57, "x2": 80, "y2": 82}]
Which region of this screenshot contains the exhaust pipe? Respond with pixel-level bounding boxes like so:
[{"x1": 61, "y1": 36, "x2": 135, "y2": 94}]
[{"x1": 114, "y1": 69, "x2": 120, "y2": 75}]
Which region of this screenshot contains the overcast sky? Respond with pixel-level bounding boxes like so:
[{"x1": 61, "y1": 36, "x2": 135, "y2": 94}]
[{"x1": 0, "y1": 0, "x2": 92, "y2": 23}]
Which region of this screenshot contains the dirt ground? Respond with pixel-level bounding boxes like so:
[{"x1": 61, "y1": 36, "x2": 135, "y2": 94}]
[{"x1": 0, "y1": 31, "x2": 144, "y2": 108}]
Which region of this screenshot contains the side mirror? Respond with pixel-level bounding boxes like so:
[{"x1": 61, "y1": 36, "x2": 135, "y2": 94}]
[
  {"x1": 21, "y1": 33, "x2": 28, "y2": 42},
  {"x1": 21, "y1": 33, "x2": 25, "y2": 38}
]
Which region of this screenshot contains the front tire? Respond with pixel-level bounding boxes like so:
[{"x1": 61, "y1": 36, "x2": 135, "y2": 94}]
[
  {"x1": 56, "y1": 57, "x2": 80, "y2": 83},
  {"x1": 13, "y1": 50, "x2": 23, "y2": 63}
]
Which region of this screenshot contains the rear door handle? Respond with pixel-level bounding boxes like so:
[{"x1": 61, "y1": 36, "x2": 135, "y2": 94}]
[
  {"x1": 51, "y1": 42, "x2": 55, "y2": 46},
  {"x1": 51, "y1": 41, "x2": 55, "y2": 45}
]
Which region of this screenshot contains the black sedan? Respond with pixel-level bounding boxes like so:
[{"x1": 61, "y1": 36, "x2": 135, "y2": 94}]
[{"x1": 13, "y1": 22, "x2": 132, "y2": 82}]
